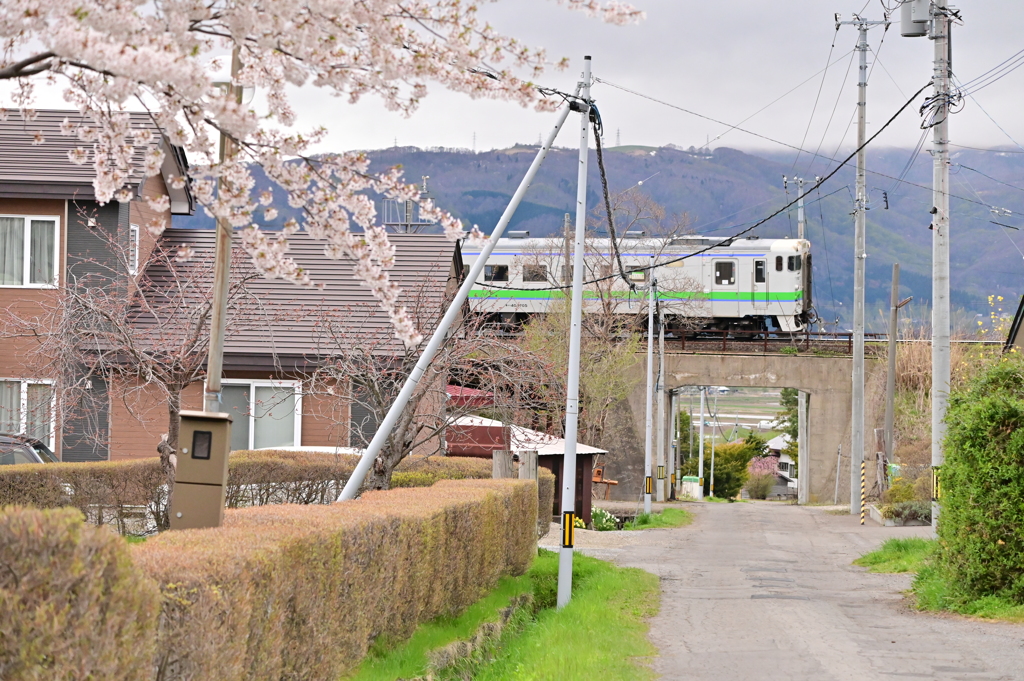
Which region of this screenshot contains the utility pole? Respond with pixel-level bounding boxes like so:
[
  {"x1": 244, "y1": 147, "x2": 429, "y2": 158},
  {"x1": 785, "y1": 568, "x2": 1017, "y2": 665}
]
[
  {"x1": 697, "y1": 387, "x2": 706, "y2": 501},
  {"x1": 656, "y1": 305, "x2": 667, "y2": 502},
  {"x1": 796, "y1": 177, "x2": 806, "y2": 241},
  {"x1": 710, "y1": 393, "x2": 718, "y2": 498},
  {"x1": 643, "y1": 255, "x2": 656, "y2": 515},
  {"x1": 205, "y1": 48, "x2": 243, "y2": 414},
  {"x1": 556, "y1": 56, "x2": 592, "y2": 610},
  {"x1": 838, "y1": 13, "x2": 888, "y2": 513},
  {"x1": 902, "y1": 0, "x2": 952, "y2": 536},
  {"x1": 885, "y1": 263, "x2": 912, "y2": 484},
  {"x1": 670, "y1": 390, "x2": 678, "y2": 500}
]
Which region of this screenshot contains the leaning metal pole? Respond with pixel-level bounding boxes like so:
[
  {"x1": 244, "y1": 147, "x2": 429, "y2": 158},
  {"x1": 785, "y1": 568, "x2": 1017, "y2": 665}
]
[
  {"x1": 556, "y1": 56, "x2": 592, "y2": 610},
  {"x1": 338, "y1": 98, "x2": 575, "y2": 501},
  {"x1": 205, "y1": 48, "x2": 243, "y2": 413}
]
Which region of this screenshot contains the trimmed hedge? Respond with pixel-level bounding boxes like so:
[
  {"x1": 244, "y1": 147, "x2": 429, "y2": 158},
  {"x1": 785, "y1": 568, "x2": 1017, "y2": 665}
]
[
  {"x1": 0, "y1": 479, "x2": 537, "y2": 680},
  {"x1": 939, "y1": 357, "x2": 1024, "y2": 603},
  {"x1": 0, "y1": 506, "x2": 160, "y2": 680}
]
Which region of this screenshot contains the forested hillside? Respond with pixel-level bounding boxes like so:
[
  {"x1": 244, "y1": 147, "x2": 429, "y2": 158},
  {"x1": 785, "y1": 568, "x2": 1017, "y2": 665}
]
[{"x1": 175, "y1": 144, "x2": 1024, "y2": 329}]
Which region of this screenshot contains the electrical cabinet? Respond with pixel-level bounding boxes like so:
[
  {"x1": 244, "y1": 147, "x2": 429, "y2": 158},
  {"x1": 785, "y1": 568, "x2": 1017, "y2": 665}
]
[{"x1": 169, "y1": 410, "x2": 232, "y2": 530}]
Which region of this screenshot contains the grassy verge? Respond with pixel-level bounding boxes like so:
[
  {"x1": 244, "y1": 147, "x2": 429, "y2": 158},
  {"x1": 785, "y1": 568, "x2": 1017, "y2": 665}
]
[
  {"x1": 625, "y1": 507, "x2": 692, "y2": 530},
  {"x1": 344, "y1": 575, "x2": 531, "y2": 680},
  {"x1": 347, "y1": 550, "x2": 659, "y2": 680},
  {"x1": 855, "y1": 538, "x2": 1024, "y2": 623}
]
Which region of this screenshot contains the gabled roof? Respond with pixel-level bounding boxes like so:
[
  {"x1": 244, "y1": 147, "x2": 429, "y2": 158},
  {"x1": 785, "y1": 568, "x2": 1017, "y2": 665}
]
[
  {"x1": 453, "y1": 415, "x2": 608, "y2": 456},
  {"x1": 147, "y1": 229, "x2": 462, "y2": 361},
  {"x1": 0, "y1": 109, "x2": 193, "y2": 214}
]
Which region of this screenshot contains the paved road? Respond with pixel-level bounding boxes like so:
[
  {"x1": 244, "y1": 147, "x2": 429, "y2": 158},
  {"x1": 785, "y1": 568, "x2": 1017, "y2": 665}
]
[{"x1": 586, "y1": 501, "x2": 1024, "y2": 681}]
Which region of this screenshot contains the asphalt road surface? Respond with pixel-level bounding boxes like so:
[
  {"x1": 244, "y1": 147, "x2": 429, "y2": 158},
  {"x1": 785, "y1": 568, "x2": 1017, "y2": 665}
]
[{"x1": 587, "y1": 501, "x2": 1024, "y2": 681}]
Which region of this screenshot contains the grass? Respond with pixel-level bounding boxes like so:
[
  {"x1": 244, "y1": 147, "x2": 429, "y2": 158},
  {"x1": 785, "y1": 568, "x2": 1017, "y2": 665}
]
[
  {"x1": 124, "y1": 535, "x2": 147, "y2": 544},
  {"x1": 625, "y1": 507, "x2": 693, "y2": 530},
  {"x1": 853, "y1": 537, "x2": 933, "y2": 573},
  {"x1": 855, "y1": 538, "x2": 1024, "y2": 623},
  {"x1": 473, "y1": 550, "x2": 658, "y2": 680},
  {"x1": 346, "y1": 550, "x2": 660, "y2": 681},
  {"x1": 344, "y1": 575, "x2": 532, "y2": 680},
  {"x1": 704, "y1": 495, "x2": 746, "y2": 503}
]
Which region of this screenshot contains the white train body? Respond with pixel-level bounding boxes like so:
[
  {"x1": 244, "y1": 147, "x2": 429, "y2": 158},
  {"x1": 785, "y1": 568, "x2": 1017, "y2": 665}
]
[{"x1": 462, "y1": 235, "x2": 812, "y2": 333}]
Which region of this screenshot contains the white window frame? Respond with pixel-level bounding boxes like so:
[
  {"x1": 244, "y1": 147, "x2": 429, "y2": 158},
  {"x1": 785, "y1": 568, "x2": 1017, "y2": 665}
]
[
  {"x1": 221, "y1": 379, "x2": 303, "y2": 449},
  {"x1": 0, "y1": 213, "x2": 61, "y2": 288},
  {"x1": 128, "y1": 223, "x2": 140, "y2": 275},
  {"x1": 0, "y1": 378, "x2": 57, "y2": 448}
]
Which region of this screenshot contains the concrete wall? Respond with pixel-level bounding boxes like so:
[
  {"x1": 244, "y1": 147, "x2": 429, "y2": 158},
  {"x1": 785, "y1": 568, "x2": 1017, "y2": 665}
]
[{"x1": 601, "y1": 352, "x2": 884, "y2": 504}]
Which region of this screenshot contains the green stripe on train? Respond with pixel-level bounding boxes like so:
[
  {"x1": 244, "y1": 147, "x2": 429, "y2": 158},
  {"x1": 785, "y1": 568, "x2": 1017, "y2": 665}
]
[{"x1": 467, "y1": 289, "x2": 803, "y2": 302}]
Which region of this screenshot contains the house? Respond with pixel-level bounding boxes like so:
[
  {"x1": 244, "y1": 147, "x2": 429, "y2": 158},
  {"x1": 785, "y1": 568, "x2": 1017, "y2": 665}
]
[
  {"x1": 446, "y1": 415, "x2": 606, "y2": 524},
  {"x1": 765, "y1": 434, "x2": 798, "y2": 498},
  {"x1": 0, "y1": 110, "x2": 191, "y2": 461},
  {"x1": 0, "y1": 110, "x2": 462, "y2": 462}
]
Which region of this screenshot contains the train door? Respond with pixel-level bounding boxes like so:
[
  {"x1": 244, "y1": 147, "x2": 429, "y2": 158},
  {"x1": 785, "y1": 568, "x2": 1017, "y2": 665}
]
[
  {"x1": 713, "y1": 259, "x2": 739, "y2": 317},
  {"x1": 752, "y1": 259, "x2": 768, "y2": 311}
]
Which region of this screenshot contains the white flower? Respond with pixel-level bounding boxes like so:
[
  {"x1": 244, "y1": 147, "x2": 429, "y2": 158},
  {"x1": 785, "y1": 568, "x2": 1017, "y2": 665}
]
[
  {"x1": 31, "y1": 131, "x2": 45, "y2": 145},
  {"x1": 147, "y1": 195, "x2": 171, "y2": 212}
]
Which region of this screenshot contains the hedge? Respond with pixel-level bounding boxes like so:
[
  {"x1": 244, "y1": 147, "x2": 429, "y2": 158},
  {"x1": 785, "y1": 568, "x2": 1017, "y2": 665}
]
[
  {"x1": 0, "y1": 479, "x2": 537, "y2": 681},
  {"x1": 938, "y1": 356, "x2": 1024, "y2": 603}
]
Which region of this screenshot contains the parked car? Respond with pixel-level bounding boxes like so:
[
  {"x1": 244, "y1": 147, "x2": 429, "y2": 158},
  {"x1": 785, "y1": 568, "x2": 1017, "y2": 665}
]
[{"x1": 0, "y1": 434, "x2": 58, "y2": 465}]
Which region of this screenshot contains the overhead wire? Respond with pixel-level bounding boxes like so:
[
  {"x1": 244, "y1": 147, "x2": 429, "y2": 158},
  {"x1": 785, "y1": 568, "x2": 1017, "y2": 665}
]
[
  {"x1": 815, "y1": 182, "x2": 840, "y2": 326},
  {"x1": 791, "y1": 26, "x2": 841, "y2": 172},
  {"x1": 476, "y1": 81, "x2": 931, "y2": 292}
]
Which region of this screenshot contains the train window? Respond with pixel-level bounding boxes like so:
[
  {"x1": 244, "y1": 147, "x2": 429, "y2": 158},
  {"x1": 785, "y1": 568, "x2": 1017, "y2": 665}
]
[
  {"x1": 787, "y1": 256, "x2": 796, "y2": 271},
  {"x1": 775, "y1": 256, "x2": 783, "y2": 272},
  {"x1": 754, "y1": 260, "x2": 766, "y2": 283},
  {"x1": 628, "y1": 270, "x2": 647, "y2": 283},
  {"x1": 484, "y1": 264, "x2": 509, "y2": 282},
  {"x1": 796, "y1": 255, "x2": 802, "y2": 271},
  {"x1": 523, "y1": 264, "x2": 548, "y2": 282},
  {"x1": 714, "y1": 261, "x2": 735, "y2": 285}
]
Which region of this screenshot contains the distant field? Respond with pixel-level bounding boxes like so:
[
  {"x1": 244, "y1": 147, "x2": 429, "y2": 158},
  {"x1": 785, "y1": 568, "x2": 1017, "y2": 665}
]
[{"x1": 680, "y1": 388, "x2": 787, "y2": 441}]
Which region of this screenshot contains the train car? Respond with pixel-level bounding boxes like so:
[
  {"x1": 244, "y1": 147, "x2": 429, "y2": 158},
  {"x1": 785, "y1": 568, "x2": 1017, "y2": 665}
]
[{"x1": 462, "y1": 234, "x2": 813, "y2": 334}]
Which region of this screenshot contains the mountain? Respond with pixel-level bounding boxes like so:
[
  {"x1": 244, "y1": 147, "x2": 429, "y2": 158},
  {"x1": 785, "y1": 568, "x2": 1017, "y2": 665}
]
[{"x1": 174, "y1": 143, "x2": 1024, "y2": 330}]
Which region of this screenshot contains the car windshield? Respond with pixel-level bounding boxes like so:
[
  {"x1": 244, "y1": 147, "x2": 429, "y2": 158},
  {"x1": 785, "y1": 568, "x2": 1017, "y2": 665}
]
[{"x1": 0, "y1": 442, "x2": 43, "y2": 465}]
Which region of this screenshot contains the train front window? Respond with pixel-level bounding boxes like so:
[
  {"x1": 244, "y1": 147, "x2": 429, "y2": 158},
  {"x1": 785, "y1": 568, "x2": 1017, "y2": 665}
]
[
  {"x1": 754, "y1": 260, "x2": 766, "y2": 283},
  {"x1": 484, "y1": 264, "x2": 509, "y2": 282},
  {"x1": 522, "y1": 264, "x2": 548, "y2": 282},
  {"x1": 787, "y1": 255, "x2": 799, "y2": 271},
  {"x1": 714, "y1": 261, "x2": 735, "y2": 285}
]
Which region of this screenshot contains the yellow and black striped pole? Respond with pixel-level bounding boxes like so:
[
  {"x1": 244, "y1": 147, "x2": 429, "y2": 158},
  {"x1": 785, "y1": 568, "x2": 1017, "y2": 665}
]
[
  {"x1": 562, "y1": 511, "x2": 575, "y2": 548},
  {"x1": 645, "y1": 476, "x2": 653, "y2": 495},
  {"x1": 860, "y1": 460, "x2": 866, "y2": 525},
  {"x1": 657, "y1": 465, "x2": 665, "y2": 480}
]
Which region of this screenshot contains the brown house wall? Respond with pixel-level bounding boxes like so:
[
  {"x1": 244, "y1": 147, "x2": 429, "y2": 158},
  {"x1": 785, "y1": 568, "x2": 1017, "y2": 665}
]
[{"x1": 108, "y1": 382, "x2": 203, "y2": 461}]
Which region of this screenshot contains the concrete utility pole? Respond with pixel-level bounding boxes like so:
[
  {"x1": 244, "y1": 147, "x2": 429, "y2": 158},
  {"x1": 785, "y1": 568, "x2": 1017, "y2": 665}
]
[
  {"x1": 796, "y1": 177, "x2": 806, "y2": 241},
  {"x1": 697, "y1": 387, "x2": 706, "y2": 501},
  {"x1": 205, "y1": 48, "x2": 243, "y2": 413},
  {"x1": 838, "y1": 13, "x2": 888, "y2": 514},
  {"x1": 643, "y1": 255, "x2": 656, "y2": 515},
  {"x1": 656, "y1": 306, "x2": 667, "y2": 501},
  {"x1": 556, "y1": 56, "x2": 592, "y2": 610},
  {"x1": 885, "y1": 264, "x2": 913, "y2": 475},
  {"x1": 798, "y1": 391, "x2": 809, "y2": 504},
  {"x1": 670, "y1": 390, "x2": 678, "y2": 500},
  {"x1": 339, "y1": 89, "x2": 577, "y2": 501},
  {"x1": 901, "y1": 0, "x2": 952, "y2": 536},
  {"x1": 710, "y1": 393, "x2": 718, "y2": 498}
]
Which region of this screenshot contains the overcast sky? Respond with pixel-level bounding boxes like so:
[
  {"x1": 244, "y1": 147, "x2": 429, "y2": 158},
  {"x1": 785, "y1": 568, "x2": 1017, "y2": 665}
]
[{"x1": 290, "y1": 0, "x2": 1024, "y2": 156}]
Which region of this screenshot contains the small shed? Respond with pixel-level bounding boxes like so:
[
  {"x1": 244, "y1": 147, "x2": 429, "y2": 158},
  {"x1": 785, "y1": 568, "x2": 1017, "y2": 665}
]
[{"x1": 447, "y1": 416, "x2": 606, "y2": 524}]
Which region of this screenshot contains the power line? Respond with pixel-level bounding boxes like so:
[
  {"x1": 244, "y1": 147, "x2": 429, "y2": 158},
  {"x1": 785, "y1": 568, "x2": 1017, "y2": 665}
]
[
  {"x1": 791, "y1": 28, "x2": 842, "y2": 172},
  {"x1": 956, "y1": 164, "x2": 1024, "y2": 195}
]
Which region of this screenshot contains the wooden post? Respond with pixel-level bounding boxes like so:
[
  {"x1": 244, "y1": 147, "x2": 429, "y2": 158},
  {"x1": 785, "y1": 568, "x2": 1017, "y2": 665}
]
[
  {"x1": 492, "y1": 450, "x2": 515, "y2": 479},
  {"x1": 518, "y1": 450, "x2": 538, "y2": 481}
]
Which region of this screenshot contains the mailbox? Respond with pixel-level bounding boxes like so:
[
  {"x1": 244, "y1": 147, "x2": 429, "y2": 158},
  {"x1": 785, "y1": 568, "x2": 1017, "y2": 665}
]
[{"x1": 169, "y1": 410, "x2": 232, "y2": 530}]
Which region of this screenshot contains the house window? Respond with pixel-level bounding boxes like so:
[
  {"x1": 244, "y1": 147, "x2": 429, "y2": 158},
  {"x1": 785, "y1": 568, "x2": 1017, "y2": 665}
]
[
  {"x1": 0, "y1": 380, "x2": 54, "y2": 447},
  {"x1": 484, "y1": 264, "x2": 509, "y2": 282},
  {"x1": 128, "y1": 224, "x2": 140, "y2": 275},
  {"x1": 522, "y1": 264, "x2": 548, "y2": 282},
  {"x1": 220, "y1": 380, "x2": 301, "y2": 451},
  {"x1": 0, "y1": 215, "x2": 59, "y2": 287},
  {"x1": 778, "y1": 461, "x2": 789, "y2": 474}
]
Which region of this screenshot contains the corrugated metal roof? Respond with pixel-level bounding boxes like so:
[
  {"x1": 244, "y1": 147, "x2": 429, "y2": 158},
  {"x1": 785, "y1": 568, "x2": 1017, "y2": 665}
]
[
  {"x1": 147, "y1": 229, "x2": 461, "y2": 358},
  {"x1": 0, "y1": 109, "x2": 192, "y2": 213}
]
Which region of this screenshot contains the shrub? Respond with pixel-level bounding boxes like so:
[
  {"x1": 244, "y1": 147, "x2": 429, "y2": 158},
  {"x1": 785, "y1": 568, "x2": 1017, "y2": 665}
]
[
  {"x1": 745, "y1": 473, "x2": 776, "y2": 500},
  {"x1": 683, "y1": 441, "x2": 751, "y2": 499},
  {"x1": 882, "y1": 478, "x2": 915, "y2": 504},
  {"x1": 591, "y1": 507, "x2": 619, "y2": 531},
  {"x1": 938, "y1": 355, "x2": 1024, "y2": 604},
  {"x1": 0, "y1": 506, "x2": 160, "y2": 681},
  {"x1": 133, "y1": 479, "x2": 537, "y2": 680}
]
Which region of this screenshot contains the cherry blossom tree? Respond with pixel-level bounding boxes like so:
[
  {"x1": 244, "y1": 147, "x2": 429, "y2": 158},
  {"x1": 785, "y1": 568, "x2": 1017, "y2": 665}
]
[{"x1": 0, "y1": 0, "x2": 641, "y2": 345}]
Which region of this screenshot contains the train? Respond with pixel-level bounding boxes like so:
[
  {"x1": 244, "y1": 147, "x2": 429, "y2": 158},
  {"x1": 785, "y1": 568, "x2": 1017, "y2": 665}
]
[{"x1": 462, "y1": 234, "x2": 814, "y2": 334}]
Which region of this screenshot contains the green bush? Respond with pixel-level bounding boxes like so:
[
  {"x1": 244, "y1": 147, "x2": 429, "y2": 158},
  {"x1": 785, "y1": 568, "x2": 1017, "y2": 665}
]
[
  {"x1": 938, "y1": 355, "x2": 1024, "y2": 604},
  {"x1": 881, "y1": 479, "x2": 915, "y2": 504},
  {"x1": 745, "y1": 472, "x2": 776, "y2": 499},
  {"x1": 0, "y1": 506, "x2": 160, "y2": 681},
  {"x1": 683, "y1": 440, "x2": 751, "y2": 499}
]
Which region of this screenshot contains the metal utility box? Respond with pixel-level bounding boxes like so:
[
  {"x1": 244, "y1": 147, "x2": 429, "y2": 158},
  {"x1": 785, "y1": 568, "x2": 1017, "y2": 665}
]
[{"x1": 169, "y1": 410, "x2": 232, "y2": 530}]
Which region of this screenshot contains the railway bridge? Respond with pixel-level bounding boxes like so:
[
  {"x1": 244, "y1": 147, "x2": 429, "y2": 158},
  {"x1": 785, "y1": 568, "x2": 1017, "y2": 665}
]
[{"x1": 600, "y1": 347, "x2": 886, "y2": 505}]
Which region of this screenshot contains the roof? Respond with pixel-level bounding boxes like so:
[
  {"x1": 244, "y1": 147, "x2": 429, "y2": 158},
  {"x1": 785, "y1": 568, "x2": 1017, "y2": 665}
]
[
  {"x1": 144, "y1": 229, "x2": 462, "y2": 360},
  {"x1": 452, "y1": 415, "x2": 607, "y2": 456},
  {"x1": 0, "y1": 109, "x2": 192, "y2": 214},
  {"x1": 446, "y1": 385, "x2": 494, "y2": 408},
  {"x1": 766, "y1": 434, "x2": 791, "y2": 452}
]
